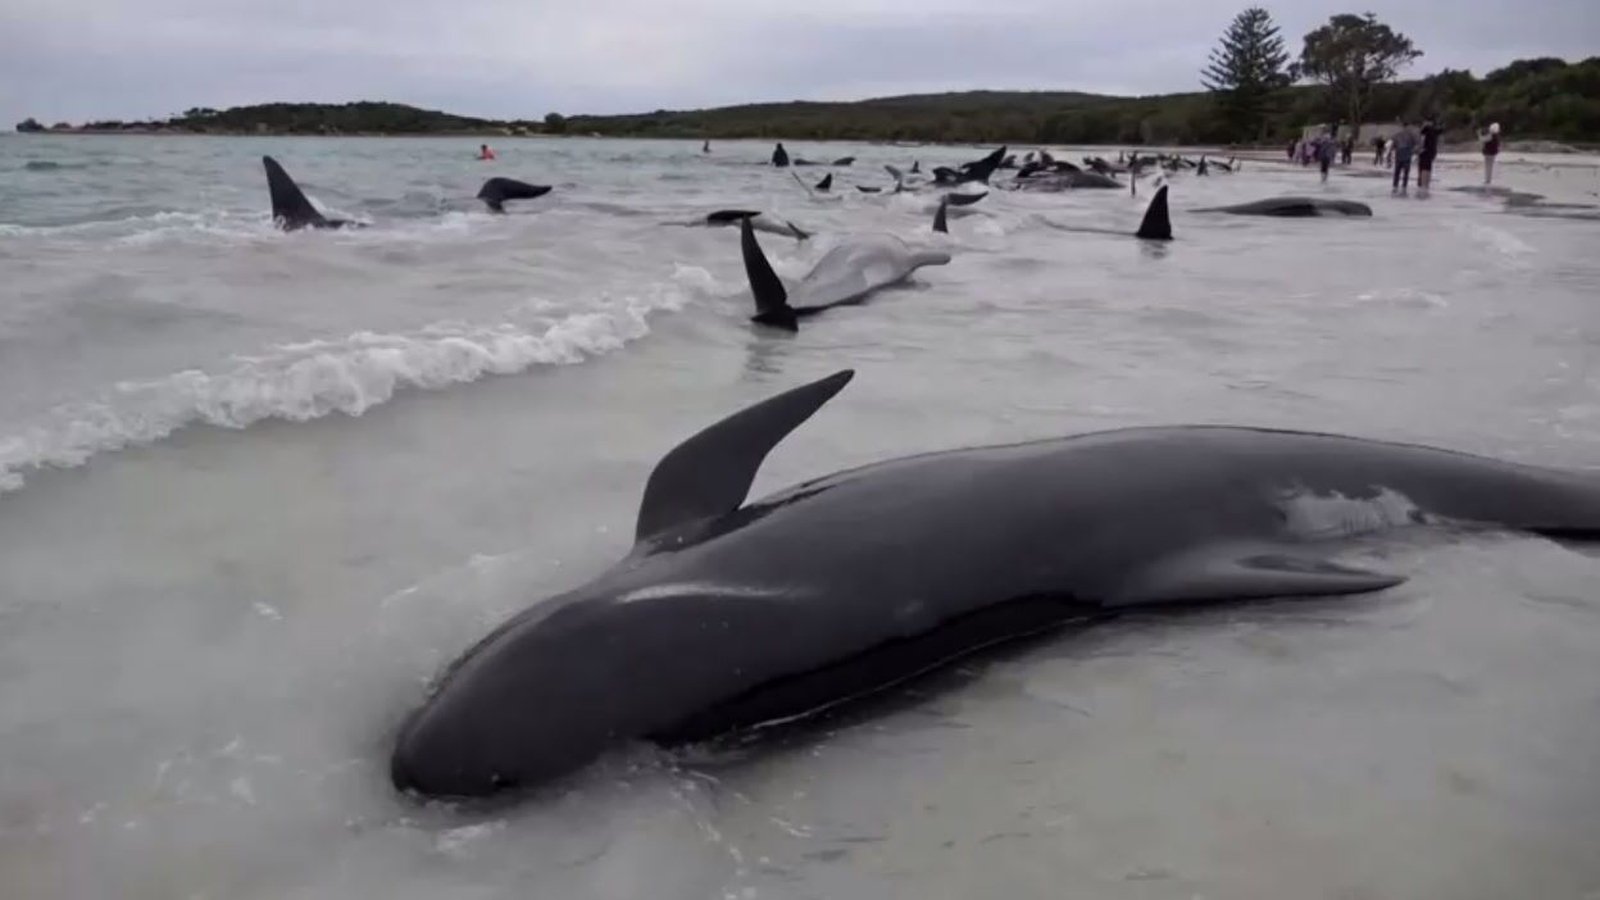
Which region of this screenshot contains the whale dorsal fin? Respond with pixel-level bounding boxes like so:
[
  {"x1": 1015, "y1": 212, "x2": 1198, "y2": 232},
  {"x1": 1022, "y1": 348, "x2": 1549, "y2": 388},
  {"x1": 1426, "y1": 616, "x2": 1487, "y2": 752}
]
[
  {"x1": 1135, "y1": 185, "x2": 1171, "y2": 241},
  {"x1": 740, "y1": 216, "x2": 797, "y2": 330},
  {"x1": 263, "y1": 156, "x2": 329, "y2": 231},
  {"x1": 635, "y1": 370, "x2": 855, "y2": 542},
  {"x1": 933, "y1": 197, "x2": 949, "y2": 234}
]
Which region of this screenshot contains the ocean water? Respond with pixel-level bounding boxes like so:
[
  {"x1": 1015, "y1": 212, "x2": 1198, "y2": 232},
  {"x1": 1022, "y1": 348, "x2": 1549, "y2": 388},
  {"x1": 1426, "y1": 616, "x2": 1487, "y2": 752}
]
[{"x1": 2, "y1": 134, "x2": 1600, "y2": 900}]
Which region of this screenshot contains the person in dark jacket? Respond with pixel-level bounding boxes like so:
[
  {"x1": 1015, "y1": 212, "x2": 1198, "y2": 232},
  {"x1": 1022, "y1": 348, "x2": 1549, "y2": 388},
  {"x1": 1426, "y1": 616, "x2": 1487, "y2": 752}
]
[
  {"x1": 1417, "y1": 117, "x2": 1441, "y2": 193},
  {"x1": 1390, "y1": 120, "x2": 1418, "y2": 194}
]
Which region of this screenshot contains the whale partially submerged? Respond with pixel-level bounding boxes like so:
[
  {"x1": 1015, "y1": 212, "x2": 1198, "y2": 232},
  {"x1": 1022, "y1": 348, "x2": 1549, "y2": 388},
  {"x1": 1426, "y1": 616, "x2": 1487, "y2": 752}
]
[
  {"x1": 263, "y1": 156, "x2": 361, "y2": 231},
  {"x1": 739, "y1": 215, "x2": 950, "y2": 330},
  {"x1": 1015, "y1": 168, "x2": 1123, "y2": 191},
  {"x1": 389, "y1": 369, "x2": 1600, "y2": 800},
  {"x1": 476, "y1": 177, "x2": 553, "y2": 213},
  {"x1": 1197, "y1": 197, "x2": 1373, "y2": 217},
  {"x1": 1042, "y1": 185, "x2": 1172, "y2": 241},
  {"x1": 676, "y1": 210, "x2": 811, "y2": 241}
]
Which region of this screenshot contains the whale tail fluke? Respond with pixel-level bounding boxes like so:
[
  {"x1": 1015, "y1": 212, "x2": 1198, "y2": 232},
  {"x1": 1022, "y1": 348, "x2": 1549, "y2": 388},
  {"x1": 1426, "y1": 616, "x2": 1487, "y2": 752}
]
[
  {"x1": 476, "y1": 177, "x2": 552, "y2": 213},
  {"x1": 740, "y1": 217, "x2": 798, "y2": 331},
  {"x1": 1136, "y1": 185, "x2": 1172, "y2": 241}
]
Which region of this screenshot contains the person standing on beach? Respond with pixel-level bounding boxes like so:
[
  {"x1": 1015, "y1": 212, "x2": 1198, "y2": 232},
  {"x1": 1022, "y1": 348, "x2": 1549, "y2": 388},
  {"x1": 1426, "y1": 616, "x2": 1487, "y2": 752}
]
[
  {"x1": 1480, "y1": 123, "x2": 1501, "y2": 184},
  {"x1": 1417, "y1": 117, "x2": 1441, "y2": 193},
  {"x1": 1317, "y1": 128, "x2": 1337, "y2": 183},
  {"x1": 1390, "y1": 121, "x2": 1418, "y2": 194},
  {"x1": 1372, "y1": 135, "x2": 1385, "y2": 165},
  {"x1": 771, "y1": 143, "x2": 790, "y2": 167}
]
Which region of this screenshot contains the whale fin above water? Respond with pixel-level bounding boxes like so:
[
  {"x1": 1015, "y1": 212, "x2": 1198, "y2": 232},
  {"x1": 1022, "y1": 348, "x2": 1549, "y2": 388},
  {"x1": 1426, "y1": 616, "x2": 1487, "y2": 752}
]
[
  {"x1": 476, "y1": 177, "x2": 552, "y2": 213},
  {"x1": 1135, "y1": 185, "x2": 1172, "y2": 240},
  {"x1": 1108, "y1": 543, "x2": 1404, "y2": 607},
  {"x1": 814, "y1": 173, "x2": 833, "y2": 192},
  {"x1": 635, "y1": 369, "x2": 855, "y2": 542},
  {"x1": 739, "y1": 217, "x2": 797, "y2": 331},
  {"x1": 933, "y1": 197, "x2": 949, "y2": 233},
  {"x1": 263, "y1": 156, "x2": 350, "y2": 231}
]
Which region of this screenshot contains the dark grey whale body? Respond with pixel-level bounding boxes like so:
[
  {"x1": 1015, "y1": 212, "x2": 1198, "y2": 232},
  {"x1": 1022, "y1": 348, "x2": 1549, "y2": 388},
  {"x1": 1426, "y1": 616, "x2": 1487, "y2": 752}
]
[
  {"x1": 263, "y1": 156, "x2": 360, "y2": 231},
  {"x1": 1198, "y1": 196, "x2": 1373, "y2": 217},
  {"x1": 390, "y1": 370, "x2": 1600, "y2": 799},
  {"x1": 1016, "y1": 169, "x2": 1122, "y2": 191},
  {"x1": 739, "y1": 215, "x2": 949, "y2": 330}
]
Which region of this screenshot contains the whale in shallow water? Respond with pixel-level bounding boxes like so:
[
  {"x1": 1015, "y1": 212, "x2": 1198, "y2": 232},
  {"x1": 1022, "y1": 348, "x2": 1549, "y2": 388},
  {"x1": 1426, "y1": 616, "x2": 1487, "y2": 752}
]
[
  {"x1": 476, "y1": 177, "x2": 552, "y2": 213},
  {"x1": 1015, "y1": 168, "x2": 1123, "y2": 191},
  {"x1": 1196, "y1": 197, "x2": 1372, "y2": 217},
  {"x1": 1041, "y1": 185, "x2": 1172, "y2": 241},
  {"x1": 932, "y1": 146, "x2": 1008, "y2": 186},
  {"x1": 739, "y1": 214, "x2": 949, "y2": 331},
  {"x1": 263, "y1": 156, "x2": 361, "y2": 231},
  {"x1": 677, "y1": 210, "x2": 811, "y2": 241},
  {"x1": 389, "y1": 369, "x2": 1600, "y2": 800}
]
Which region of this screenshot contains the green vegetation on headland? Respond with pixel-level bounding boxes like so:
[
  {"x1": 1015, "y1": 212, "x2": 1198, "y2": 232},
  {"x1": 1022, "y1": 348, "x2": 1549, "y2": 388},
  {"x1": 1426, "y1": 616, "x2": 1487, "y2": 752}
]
[{"x1": 15, "y1": 38, "x2": 1599, "y2": 147}]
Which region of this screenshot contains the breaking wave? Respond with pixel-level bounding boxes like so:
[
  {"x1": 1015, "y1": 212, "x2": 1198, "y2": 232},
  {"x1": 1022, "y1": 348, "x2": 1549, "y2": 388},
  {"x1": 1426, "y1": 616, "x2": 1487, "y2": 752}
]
[{"x1": 0, "y1": 277, "x2": 704, "y2": 493}]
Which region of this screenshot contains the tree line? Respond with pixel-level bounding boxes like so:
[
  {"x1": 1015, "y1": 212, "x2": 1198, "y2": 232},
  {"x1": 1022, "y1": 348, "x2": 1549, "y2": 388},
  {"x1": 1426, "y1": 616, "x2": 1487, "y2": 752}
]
[{"x1": 16, "y1": 28, "x2": 1597, "y2": 146}]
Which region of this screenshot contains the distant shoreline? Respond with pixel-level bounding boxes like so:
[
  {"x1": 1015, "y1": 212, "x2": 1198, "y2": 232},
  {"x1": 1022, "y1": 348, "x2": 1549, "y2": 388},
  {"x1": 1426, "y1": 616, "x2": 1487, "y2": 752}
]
[
  {"x1": 16, "y1": 128, "x2": 530, "y2": 138},
  {"x1": 10, "y1": 130, "x2": 1596, "y2": 161}
]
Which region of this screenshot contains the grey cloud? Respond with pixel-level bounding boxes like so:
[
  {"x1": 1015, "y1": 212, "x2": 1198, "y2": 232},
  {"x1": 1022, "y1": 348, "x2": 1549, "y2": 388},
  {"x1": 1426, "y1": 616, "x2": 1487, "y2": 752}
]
[{"x1": 2, "y1": 0, "x2": 1595, "y2": 126}]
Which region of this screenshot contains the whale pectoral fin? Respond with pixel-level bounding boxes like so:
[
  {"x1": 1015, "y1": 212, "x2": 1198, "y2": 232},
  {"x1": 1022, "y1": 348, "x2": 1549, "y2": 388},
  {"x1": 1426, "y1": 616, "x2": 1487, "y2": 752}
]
[
  {"x1": 1110, "y1": 545, "x2": 1404, "y2": 607},
  {"x1": 634, "y1": 369, "x2": 855, "y2": 543}
]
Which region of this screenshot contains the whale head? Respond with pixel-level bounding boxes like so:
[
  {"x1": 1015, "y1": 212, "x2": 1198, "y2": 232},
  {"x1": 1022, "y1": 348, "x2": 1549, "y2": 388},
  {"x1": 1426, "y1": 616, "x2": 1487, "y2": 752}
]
[
  {"x1": 391, "y1": 371, "x2": 856, "y2": 799},
  {"x1": 388, "y1": 591, "x2": 636, "y2": 798}
]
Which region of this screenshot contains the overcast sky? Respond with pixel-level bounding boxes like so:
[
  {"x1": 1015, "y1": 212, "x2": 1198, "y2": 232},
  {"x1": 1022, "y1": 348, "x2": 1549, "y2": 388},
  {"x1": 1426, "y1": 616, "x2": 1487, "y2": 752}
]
[{"x1": 2, "y1": 0, "x2": 1594, "y2": 126}]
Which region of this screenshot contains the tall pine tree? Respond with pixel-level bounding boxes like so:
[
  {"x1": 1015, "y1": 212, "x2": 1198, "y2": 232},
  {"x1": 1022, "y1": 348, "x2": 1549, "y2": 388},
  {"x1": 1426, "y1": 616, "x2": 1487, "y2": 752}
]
[{"x1": 1202, "y1": 7, "x2": 1291, "y2": 142}]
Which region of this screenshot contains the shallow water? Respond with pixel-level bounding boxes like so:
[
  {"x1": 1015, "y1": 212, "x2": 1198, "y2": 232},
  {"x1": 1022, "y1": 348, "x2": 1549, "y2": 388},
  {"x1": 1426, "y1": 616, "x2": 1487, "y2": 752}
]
[{"x1": 2, "y1": 135, "x2": 1600, "y2": 900}]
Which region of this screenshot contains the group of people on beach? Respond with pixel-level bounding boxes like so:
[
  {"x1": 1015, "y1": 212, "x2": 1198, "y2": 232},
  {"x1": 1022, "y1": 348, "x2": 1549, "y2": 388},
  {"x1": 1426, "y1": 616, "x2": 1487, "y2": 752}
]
[{"x1": 1289, "y1": 120, "x2": 1503, "y2": 196}]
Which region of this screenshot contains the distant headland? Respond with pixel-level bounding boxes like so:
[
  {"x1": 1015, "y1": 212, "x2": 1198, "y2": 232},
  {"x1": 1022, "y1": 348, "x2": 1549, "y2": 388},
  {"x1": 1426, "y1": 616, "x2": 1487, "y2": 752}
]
[{"x1": 13, "y1": 55, "x2": 1599, "y2": 148}]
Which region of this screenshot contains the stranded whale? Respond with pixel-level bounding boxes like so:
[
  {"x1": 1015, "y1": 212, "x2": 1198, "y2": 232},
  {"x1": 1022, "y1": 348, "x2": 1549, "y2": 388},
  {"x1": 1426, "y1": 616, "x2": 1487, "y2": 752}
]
[
  {"x1": 739, "y1": 214, "x2": 950, "y2": 330},
  {"x1": 390, "y1": 369, "x2": 1600, "y2": 799}
]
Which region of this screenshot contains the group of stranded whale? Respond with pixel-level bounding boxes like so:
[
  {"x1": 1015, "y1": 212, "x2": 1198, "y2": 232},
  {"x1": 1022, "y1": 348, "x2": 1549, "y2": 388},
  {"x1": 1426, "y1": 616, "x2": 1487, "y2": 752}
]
[
  {"x1": 262, "y1": 144, "x2": 1367, "y2": 333},
  {"x1": 261, "y1": 148, "x2": 1584, "y2": 804}
]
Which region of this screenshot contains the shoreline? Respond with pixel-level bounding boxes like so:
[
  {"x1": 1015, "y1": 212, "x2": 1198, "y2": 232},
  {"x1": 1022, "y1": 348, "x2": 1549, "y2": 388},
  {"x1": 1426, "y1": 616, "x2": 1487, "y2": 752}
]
[{"x1": 9, "y1": 130, "x2": 1596, "y2": 154}]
